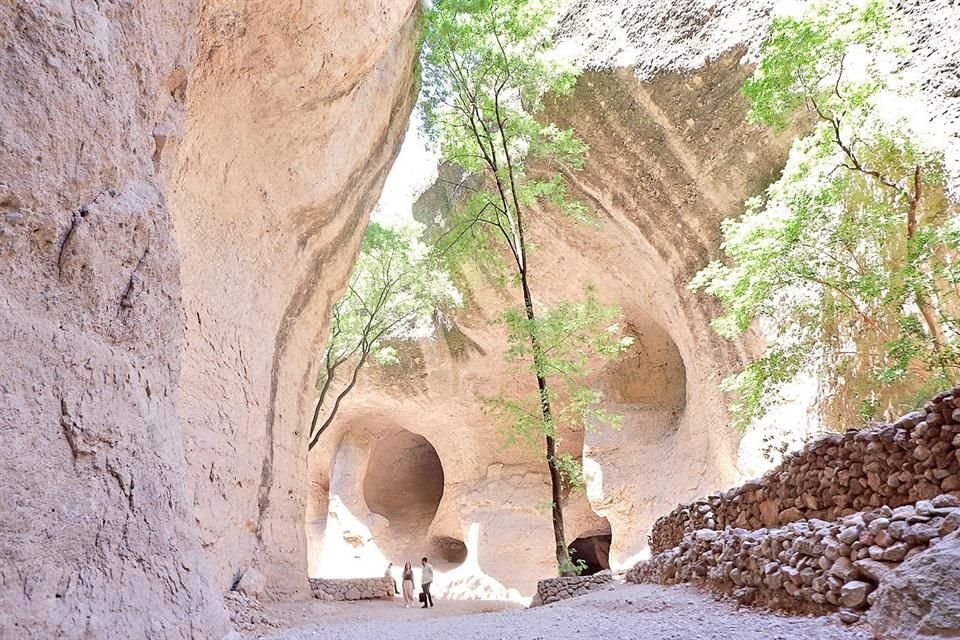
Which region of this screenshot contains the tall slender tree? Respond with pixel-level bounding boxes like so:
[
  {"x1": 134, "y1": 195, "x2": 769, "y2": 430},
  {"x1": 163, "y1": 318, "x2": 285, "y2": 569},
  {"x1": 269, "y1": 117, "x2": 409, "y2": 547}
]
[
  {"x1": 691, "y1": 0, "x2": 959, "y2": 431},
  {"x1": 421, "y1": 0, "x2": 629, "y2": 574}
]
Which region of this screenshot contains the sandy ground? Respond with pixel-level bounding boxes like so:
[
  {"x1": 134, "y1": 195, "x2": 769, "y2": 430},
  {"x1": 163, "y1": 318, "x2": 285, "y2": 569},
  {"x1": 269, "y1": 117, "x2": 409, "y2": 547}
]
[{"x1": 250, "y1": 583, "x2": 870, "y2": 640}]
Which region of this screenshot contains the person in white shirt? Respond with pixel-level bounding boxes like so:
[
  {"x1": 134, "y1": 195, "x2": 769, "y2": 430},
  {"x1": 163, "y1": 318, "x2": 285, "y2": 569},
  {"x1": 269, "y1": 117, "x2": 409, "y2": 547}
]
[{"x1": 420, "y1": 556, "x2": 434, "y2": 608}]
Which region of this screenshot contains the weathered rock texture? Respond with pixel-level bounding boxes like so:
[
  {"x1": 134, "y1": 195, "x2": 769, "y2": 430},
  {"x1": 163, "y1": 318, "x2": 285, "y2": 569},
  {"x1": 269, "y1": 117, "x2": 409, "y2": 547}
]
[
  {"x1": 556, "y1": 0, "x2": 960, "y2": 184},
  {"x1": 171, "y1": 0, "x2": 420, "y2": 598},
  {"x1": 868, "y1": 531, "x2": 960, "y2": 639},
  {"x1": 309, "y1": 577, "x2": 395, "y2": 602},
  {"x1": 1, "y1": 1, "x2": 417, "y2": 637},
  {"x1": 628, "y1": 390, "x2": 960, "y2": 631},
  {"x1": 224, "y1": 590, "x2": 279, "y2": 632},
  {"x1": 309, "y1": 9, "x2": 799, "y2": 596},
  {"x1": 650, "y1": 390, "x2": 960, "y2": 554},
  {"x1": 531, "y1": 570, "x2": 614, "y2": 607}
]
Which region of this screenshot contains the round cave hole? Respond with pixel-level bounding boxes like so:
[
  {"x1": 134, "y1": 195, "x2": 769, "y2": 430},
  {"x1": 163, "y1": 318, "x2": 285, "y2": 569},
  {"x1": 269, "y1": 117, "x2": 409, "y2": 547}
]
[
  {"x1": 362, "y1": 428, "x2": 444, "y2": 541},
  {"x1": 568, "y1": 533, "x2": 612, "y2": 576}
]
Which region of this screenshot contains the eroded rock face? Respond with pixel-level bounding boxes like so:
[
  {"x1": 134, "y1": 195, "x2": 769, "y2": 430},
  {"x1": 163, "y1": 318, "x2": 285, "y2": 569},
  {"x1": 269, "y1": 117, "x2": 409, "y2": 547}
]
[
  {"x1": 1, "y1": 1, "x2": 418, "y2": 637},
  {"x1": 868, "y1": 531, "x2": 960, "y2": 639},
  {"x1": 306, "y1": 0, "x2": 960, "y2": 598},
  {"x1": 308, "y1": 50, "x2": 796, "y2": 597},
  {"x1": 1, "y1": 3, "x2": 227, "y2": 637},
  {"x1": 171, "y1": 0, "x2": 420, "y2": 597}
]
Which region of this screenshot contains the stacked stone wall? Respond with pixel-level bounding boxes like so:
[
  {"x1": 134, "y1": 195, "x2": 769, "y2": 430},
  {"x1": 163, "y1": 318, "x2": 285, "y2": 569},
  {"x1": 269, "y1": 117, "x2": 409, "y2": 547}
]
[
  {"x1": 531, "y1": 570, "x2": 613, "y2": 606},
  {"x1": 631, "y1": 389, "x2": 960, "y2": 622},
  {"x1": 651, "y1": 389, "x2": 960, "y2": 553},
  {"x1": 629, "y1": 496, "x2": 960, "y2": 617},
  {"x1": 308, "y1": 577, "x2": 394, "y2": 601}
]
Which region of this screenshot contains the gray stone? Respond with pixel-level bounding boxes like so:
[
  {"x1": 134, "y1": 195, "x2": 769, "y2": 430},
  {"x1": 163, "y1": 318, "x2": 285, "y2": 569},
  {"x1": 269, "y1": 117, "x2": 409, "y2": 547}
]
[
  {"x1": 854, "y1": 558, "x2": 896, "y2": 583},
  {"x1": 236, "y1": 567, "x2": 267, "y2": 599},
  {"x1": 840, "y1": 580, "x2": 872, "y2": 609},
  {"x1": 839, "y1": 526, "x2": 860, "y2": 545},
  {"x1": 839, "y1": 609, "x2": 862, "y2": 625},
  {"x1": 869, "y1": 532, "x2": 960, "y2": 639}
]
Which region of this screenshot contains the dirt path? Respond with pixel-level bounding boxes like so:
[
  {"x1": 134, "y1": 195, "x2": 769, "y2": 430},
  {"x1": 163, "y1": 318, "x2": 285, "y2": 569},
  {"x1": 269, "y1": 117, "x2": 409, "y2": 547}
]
[{"x1": 254, "y1": 583, "x2": 872, "y2": 640}]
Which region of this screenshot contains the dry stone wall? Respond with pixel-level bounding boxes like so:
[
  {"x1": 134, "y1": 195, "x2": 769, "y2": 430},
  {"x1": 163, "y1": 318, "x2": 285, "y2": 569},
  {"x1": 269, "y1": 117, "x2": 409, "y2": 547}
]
[
  {"x1": 629, "y1": 494, "x2": 960, "y2": 618},
  {"x1": 309, "y1": 578, "x2": 395, "y2": 601},
  {"x1": 630, "y1": 389, "x2": 960, "y2": 627},
  {"x1": 531, "y1": 571, "x2": 614, "y2": 606},
  {"x1": 651, "y1": 389, "x2": 960, "y2": 553}
]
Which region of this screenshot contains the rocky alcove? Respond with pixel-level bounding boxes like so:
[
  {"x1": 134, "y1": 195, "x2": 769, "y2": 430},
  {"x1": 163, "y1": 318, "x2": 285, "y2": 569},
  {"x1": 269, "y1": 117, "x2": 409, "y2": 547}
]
[
  {"x1": 568, "y1": 525, "x2": 613, "y2": 576},
  {"x1": 363, "y1": 428, "x2": 445, "y2": 542}
]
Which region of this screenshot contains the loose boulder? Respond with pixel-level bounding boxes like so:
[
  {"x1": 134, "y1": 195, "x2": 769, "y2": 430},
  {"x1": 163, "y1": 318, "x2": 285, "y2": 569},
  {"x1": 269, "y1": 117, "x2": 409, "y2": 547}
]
[
  {"x1": 868, "y1": 532, "x2": 960, "y2": 639},
  {"x1": 236, "y1": 567, "x2": 268, "y2": 599}
]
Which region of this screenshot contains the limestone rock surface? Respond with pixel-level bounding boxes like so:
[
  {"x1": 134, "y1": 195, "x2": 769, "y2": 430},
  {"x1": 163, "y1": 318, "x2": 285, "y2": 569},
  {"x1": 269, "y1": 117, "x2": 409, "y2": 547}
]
[{"x1": 308, "y1": 6, "x2": 798, "y2": 596}]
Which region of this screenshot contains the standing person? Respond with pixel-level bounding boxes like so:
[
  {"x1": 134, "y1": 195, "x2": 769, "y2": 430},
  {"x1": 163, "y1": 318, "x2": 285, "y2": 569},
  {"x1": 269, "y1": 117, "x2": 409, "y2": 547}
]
[
  {"x1": 420, "y1": 556, "x2": 434, "y2": 608},
  {"x1": 385, "y1": 562, "x2": 398, "y2": 595},
  {"x1": 401, "y1": 562, "x2": 416, "y2": 608}
]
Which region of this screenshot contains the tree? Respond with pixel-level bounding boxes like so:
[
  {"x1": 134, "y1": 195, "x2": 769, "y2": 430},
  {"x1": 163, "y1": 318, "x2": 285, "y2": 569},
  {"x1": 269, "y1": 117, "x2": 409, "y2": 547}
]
[
  {"x1": 307, "y1": 222, "x2": 460, "y2": 451},
  {"x1": 691, "y1": 0, "x2": 959, "y2": 432},
  {"x1": 421, "y1": 0, "x2": 630, "y2": 574}
]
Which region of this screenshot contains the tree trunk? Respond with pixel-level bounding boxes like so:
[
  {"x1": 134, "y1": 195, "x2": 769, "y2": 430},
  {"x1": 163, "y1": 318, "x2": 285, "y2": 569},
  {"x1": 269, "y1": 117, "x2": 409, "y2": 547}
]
[
  {"x1": 520, "y1": 271, "x2": 572, "y2": 574},
  {"x1": 905, "y1": 166, "x2": 945, "y2": 351},
  {"x1": 307, "y1": 350, "x2": 369, "y2": 451}
]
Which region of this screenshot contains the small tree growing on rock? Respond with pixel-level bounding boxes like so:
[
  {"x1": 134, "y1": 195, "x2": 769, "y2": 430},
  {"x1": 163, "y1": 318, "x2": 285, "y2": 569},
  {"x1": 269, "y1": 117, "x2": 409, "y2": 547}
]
[
  {"x1": 307, "y1": 222, "x2": 460, "y2": 451},
  {"x1": 421, "y1": 0, "x2": 631, "y2": 575},
  {"x1": 691, "y1": 0, "x2": 959, "y2": 431}
]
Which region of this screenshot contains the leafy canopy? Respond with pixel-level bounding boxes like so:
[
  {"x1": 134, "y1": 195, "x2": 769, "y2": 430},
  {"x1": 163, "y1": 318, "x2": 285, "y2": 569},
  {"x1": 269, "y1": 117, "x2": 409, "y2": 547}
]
[
  {"x1": 488, "y1": 287, "x2": 633, "y2": 489},
  {"x1": 308, "y1": 222, "x2": 461, "y2": 449},
  {"x1": 421, "y1": 0, "x2": 590, "y2": 277},
  {"x1": 421, "y1": 0, "x2": 632, "y2": 574},
  {"x1": 692, "y1": 0, "x2": 959, "y2": 432}
]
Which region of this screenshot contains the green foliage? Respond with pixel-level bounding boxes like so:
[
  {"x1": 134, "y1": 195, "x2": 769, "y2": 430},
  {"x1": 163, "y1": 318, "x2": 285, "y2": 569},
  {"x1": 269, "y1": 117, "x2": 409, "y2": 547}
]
[
  {"x1": 558, "y1": 556, "x2": 588, "y2": 577},
  {"x1": 692, "y1": 0, "x2": 959, "y2": 431},
  {"x1": 421, "y1": 0, "x2": 631, "y2": 574},
  {"x1": 421, "y1": 0, "x2": 589, "y2": 272},
  {"x1": 321, "y1": 222, "x2": 461, "y2": 377},
  {"x1": 488, "y1": 288, "x2": 633, "y2": 486},
  {"x1": 308, "y1": 222, "x2": 461, "y2": 449}
]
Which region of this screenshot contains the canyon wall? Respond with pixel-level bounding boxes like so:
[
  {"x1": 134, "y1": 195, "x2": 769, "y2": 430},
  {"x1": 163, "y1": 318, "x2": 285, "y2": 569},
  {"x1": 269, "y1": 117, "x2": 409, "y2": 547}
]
[
  {"x1": 171, "y1": 0, "x2": 419, "y2": 597},
  {"x1": 1, "y1": 1, "x2": 417, "y2": 637},
  {"x1": 307, "y1": 27, "x2": 798, "y2": 598},
  {"x1": 306, "y1": 0, "x2": 960, "y2": 597}
]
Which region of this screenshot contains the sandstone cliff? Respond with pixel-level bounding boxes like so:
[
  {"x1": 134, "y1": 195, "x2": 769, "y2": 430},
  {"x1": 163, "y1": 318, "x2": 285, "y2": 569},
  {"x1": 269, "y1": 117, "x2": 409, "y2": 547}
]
[
  {"x1": 1, "y1": 1, "x2": 417, "y2": 637},
  {"x1": 307, "y1": 25, "x2": 797, "y2": 599}
]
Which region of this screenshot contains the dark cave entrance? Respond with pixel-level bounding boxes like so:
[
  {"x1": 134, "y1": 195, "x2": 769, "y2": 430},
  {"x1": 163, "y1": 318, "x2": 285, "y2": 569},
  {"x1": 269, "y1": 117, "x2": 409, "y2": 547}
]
[{"x1": 568, "y1": 533, "x2": 612, "y2": 575}]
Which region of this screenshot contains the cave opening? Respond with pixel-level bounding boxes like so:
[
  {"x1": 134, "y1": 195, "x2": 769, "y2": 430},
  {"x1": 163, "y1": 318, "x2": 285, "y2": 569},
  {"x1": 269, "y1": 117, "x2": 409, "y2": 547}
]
[
  {"x1": 568, "y1": 532, "x2": 612, "y2": 576},
  {"x1": 431, "y1": 535, "x2": 468, "y2": 564},
  {"x1": 362, "y1": 428, "x2": 445, "y2": 542}
]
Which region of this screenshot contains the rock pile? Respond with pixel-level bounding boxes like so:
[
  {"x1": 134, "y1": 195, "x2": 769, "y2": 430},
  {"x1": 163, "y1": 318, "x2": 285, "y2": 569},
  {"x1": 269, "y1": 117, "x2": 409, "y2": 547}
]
[
  {"x1": 629, "y1": 495, "x2": 960, "y2": 618},
  {"x1": 223, "y1": 591, "x2": 279, "y2": 632},
  {"x1": 309, "y1": 577, "x2": 395, "y2": 601},
  {"x1": 651, "y1": 389, "x2": 960, "y2": 553},
  {"x1": 531, "y1": 570, "x2": 613, "y2": 606}
]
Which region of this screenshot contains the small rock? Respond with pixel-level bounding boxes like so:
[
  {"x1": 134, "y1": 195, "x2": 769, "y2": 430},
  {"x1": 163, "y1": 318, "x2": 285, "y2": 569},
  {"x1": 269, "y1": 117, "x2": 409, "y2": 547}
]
[
  {"x1": 839, "y1": 609, "x2": 862, "y2": 625},
  {"x1": 236, "y1": 567, "x2": 267, "y2": 599},
  {"x1": 840, "y1": 580, "x2": 873, "y2": 609}
]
